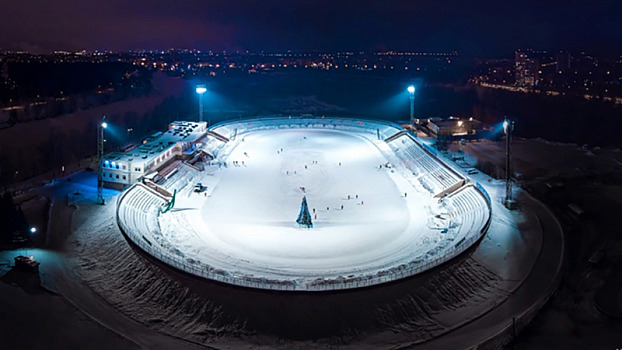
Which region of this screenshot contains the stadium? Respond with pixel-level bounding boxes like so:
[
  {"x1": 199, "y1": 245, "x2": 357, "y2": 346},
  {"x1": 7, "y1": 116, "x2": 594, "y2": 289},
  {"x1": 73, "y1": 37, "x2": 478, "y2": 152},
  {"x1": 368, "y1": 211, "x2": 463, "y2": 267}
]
[{"x1": 115, "y1": 117, "x2": 492, "y2": 291}]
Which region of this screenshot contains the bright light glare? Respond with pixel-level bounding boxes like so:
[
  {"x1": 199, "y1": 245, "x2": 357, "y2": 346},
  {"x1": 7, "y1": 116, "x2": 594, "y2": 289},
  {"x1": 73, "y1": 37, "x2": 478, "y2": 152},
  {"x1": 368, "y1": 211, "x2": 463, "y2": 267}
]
[
  {"x1": 503, "y1": 120, "x2": 508, "y2": 133},
  {"x1": 101, "y1": 122, "x2": 108, "y2": 129},
  {"x1": 407, "y1": 85, "x2": 415, "y2": 94},
  {"x1": 457, "y1": 121, "x2": 463, "y2": 127},
  {"x1": 30, "y1": 227, "x2": 36, "y2": 233},
  {"x1": 196, "y1": 85, "x2": 207, "y2": 94}
]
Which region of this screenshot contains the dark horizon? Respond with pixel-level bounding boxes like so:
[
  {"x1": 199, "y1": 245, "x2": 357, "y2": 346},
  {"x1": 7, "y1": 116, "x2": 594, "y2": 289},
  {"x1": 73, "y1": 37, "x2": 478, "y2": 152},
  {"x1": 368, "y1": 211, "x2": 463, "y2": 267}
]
[{"x1": 2, "y1": 0, "x2": 622, "y2": 57}]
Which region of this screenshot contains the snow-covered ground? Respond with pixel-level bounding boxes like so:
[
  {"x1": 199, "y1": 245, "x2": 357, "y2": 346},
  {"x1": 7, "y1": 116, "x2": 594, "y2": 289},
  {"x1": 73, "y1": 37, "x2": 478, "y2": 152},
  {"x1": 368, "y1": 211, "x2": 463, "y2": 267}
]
[{"x1": 118, "y1": 119, "x2": 490, "y2": 290}]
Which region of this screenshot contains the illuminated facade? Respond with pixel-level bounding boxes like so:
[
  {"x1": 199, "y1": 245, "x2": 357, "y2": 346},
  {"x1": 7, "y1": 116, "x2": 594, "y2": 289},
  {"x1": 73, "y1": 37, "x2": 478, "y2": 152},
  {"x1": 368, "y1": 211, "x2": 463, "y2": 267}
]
[
  {"x1": 101, "y1": 121, "x2": 207, "y2": 189},
  {"x1": 427, "y1": 118, "x2": 481, "y2": 139},
  {"x1": 515, "y1": 50, "x2": 539, "y2": 87}
]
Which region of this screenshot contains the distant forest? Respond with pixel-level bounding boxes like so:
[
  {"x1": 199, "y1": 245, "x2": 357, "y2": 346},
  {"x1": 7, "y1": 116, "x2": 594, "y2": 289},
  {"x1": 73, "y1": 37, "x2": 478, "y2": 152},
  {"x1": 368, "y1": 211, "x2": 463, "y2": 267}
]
[{"x1": 1, "y1": 62, "x2": 152, "y2": 103}]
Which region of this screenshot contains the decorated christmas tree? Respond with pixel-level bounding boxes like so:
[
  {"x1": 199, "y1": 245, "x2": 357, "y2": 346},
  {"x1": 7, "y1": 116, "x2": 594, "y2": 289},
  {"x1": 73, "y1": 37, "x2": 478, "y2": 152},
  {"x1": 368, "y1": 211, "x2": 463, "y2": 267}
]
[{"x1": 296, "y1": 195, "x2": 313, "y2": 228}]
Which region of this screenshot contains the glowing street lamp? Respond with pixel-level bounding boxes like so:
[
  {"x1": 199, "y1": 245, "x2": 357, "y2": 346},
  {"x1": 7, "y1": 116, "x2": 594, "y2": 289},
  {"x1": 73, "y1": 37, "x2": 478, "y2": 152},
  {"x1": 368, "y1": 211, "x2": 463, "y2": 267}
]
[
  {"x1": 407, "y1": 85, "x2": 415, "y2": 123},
  {"x1": 30, "y1": 227, "x2": 37, "y2": 234},
  {"x1": 97, "y1": 115, "x2": 107, "y2": 205},
  {"x1": 196, "y1": 84, "x2": 207, "y2": 123}
]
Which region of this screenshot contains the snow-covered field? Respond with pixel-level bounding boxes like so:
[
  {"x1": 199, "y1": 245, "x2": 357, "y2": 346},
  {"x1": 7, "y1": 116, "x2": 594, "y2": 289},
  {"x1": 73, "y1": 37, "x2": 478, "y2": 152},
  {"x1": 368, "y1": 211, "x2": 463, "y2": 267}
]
[{"x1": 117, "y1": 119, "x2": 490, "y2": 290}]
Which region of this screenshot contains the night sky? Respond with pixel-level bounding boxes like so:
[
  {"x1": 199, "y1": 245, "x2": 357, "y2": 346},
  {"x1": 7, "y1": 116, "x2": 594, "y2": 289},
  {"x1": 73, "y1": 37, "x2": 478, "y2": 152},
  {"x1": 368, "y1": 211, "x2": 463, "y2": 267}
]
[{"x1": 2, "y1": 0, "x2": 622, "y2": 56}]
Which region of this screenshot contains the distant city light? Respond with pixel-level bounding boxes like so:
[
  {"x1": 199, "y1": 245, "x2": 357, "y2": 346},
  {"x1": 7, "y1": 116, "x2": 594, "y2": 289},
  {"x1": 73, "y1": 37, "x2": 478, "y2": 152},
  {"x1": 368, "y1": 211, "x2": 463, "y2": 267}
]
[{"x1": 195, "y1": 85, "x2": 207, "y2": 94}]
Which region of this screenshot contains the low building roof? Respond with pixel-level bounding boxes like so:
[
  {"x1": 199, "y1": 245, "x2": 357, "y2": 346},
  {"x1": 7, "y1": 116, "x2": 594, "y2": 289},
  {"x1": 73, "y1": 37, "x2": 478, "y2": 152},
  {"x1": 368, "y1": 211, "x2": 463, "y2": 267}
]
[{"x1": 103, "y1": 121, "x2": 206, "y2": 164}]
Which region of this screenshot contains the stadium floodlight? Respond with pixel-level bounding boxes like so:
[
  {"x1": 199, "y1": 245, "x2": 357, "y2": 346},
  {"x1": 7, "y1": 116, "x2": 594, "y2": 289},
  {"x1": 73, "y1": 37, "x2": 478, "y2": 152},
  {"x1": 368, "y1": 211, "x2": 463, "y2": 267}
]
[{"x1": 196, "y1": 84, "x2": 207, "y2": 123}]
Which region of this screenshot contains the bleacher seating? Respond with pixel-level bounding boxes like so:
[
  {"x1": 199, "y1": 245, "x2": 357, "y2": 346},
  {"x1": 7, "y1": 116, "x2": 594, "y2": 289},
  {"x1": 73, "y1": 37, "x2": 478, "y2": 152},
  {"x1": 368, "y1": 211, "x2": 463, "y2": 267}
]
[
  {"x1": 388, "y1": 134, "x2": 463, "y2": 196},
  {"x1": 444, "y1": 185, "x2": 490, "y2": 243},
  {"x1": 117, "y1": 184, "x2": 168, "y2": 246}
]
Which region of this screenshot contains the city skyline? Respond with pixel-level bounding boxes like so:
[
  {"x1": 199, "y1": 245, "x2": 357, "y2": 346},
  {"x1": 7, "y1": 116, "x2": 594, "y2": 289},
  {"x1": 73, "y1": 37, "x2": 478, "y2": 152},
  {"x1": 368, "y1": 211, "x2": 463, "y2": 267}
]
[{"x1": 2, "y1": 0, "x2": 622, "y2": 56}]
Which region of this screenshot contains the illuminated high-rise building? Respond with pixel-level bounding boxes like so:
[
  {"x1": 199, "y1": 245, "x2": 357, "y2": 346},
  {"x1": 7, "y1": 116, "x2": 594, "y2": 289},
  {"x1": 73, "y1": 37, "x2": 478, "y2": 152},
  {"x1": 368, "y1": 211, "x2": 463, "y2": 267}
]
[{"x1": 515, "y1": 50, "x2": 539, "y2": 87}]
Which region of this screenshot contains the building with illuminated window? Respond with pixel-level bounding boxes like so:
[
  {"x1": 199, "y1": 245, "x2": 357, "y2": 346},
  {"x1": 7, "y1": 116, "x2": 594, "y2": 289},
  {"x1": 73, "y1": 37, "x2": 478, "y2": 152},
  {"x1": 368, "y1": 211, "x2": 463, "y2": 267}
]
[
  {"x1": 515, "y1": 50, "x2": 539, "y2": 87},
  {"x1": 101, "y1": 121, "x2": 207, "y2": 189},
  {"x1": 427, "y1": 117, "x2": 481, "y2": 139}
]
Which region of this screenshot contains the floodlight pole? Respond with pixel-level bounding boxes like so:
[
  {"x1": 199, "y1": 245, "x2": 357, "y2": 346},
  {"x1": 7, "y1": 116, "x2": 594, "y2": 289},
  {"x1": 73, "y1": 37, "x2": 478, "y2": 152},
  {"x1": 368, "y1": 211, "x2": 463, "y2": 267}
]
[
  {"x1": 504, "y1": 116, "x2": 515, "y2": 209},
  {"x1": 408, "y1": 85, "x2": 415, "y2": 124},
  {"x1": 196, "y1": 85, "x2": 207, "y2": 123},
  {"x1": 198, "y1": 92, "x2": 204, "y2": 123},
  {"x1": 96, "y1": 115, "x2": 106, "y2": 205}
]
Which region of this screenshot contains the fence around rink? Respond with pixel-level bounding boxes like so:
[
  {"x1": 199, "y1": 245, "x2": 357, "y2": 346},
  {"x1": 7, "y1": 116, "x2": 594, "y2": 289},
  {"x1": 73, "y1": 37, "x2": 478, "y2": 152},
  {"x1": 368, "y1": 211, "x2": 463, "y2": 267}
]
[
  {"x1": 209, "y1": 116, "x2": 404, "y2": 141},
  {"x1": 117, "y1": 118, "x2": 493, "y2": 292}
]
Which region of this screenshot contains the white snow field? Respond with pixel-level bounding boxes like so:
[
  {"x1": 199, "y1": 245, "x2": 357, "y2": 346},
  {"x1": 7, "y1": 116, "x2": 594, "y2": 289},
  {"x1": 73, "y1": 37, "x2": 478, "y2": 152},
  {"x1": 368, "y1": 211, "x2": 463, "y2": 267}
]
[{"x1": 117, "y1": 118, "x2": 491, "y2": 291}]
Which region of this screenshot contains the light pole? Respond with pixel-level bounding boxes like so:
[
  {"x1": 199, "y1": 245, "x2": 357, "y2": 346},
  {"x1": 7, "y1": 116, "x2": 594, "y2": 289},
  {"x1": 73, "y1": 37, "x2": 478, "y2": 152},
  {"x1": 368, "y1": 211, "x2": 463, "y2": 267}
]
[
  {"x1": 97, "y1": 115, "x2": 107, "y2": 205},
  {"x1": 196, "y1": 85, "x2": 207, "y2": 123},
  {"x1": 407, "y1": 85, "x2": 415, "y2": 124},
  {"x1": 503, "y1": 116, "x2": 516, "y2": 209}
]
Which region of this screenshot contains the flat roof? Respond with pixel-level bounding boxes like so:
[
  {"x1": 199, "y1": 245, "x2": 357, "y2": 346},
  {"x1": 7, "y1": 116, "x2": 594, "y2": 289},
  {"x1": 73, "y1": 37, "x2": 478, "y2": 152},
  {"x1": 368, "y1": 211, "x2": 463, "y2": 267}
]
[{"x1": 103, "y1": 121, "x2": 206, "y2": 164}]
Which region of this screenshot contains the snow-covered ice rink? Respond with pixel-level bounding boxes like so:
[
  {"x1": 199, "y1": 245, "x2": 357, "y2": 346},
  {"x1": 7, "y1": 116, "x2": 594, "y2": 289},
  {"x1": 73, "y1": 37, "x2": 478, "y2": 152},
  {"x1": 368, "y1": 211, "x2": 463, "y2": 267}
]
[{"x1": 117, "y1": 119, "x2": 491, "y2": 290}]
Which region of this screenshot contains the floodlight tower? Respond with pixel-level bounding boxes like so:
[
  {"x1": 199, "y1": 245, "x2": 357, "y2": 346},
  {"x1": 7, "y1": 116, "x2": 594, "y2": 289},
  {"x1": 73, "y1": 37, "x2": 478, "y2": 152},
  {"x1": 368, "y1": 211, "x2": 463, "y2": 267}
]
[
  {"x1": 196, "y1": 85, "x2": 207, "y2": 123},
  {"x1": 503, "y1": 116, "x2": 516, "y2": 209},
  {"x1": 407, "y1": 85, "x2": 415, "y2": 124},
  {"x1": 96, "y1": 115, "x2": 107, "y2": 205}
]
